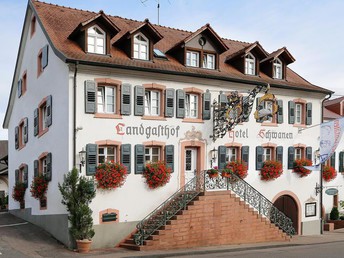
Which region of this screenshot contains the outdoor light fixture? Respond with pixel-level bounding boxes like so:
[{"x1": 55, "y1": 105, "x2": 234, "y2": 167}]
[
  {"x1": 79, "y1": 147, "x2": 86, "y2": 172},
  {"x1": 210, "y1": 147, "x2": 218, "y2": 168}
]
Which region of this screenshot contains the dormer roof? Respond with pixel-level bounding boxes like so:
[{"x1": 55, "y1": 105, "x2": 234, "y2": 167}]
[
  {"x1": 225, "y1": 41, "x2": 268, "y2": 62},
  {"x1": 260, "y1": 47, "x2": 295, "y2": 65},
  {"x1": 68, "y1": 10, "x2": 120, "y2": 39}
]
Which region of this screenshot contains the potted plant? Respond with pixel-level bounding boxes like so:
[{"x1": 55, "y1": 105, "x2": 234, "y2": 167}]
[
  {"x1": 12, "y1": 182, "x2": 26, "y2": 209},
  {"x1": 330, "y1": 207, "x2": 339, "y2": 220},
  {"x1": 293, "y1": 159, "x2": 312, "y2": 177},
  {"x1": 95, "y1": 161, "x2": 128, "y2": 190},
  {"x1": 260, "y1": 160, "x2": 283, "y2": 181},
  {"x1": 224, "y1": 160, "x2": 248, "y2": 180},
  {"x1": 30, "y1": 175, "x2": 48, "y2": 200},
  {"x1": 58, "y1": 168, "x2": 96, "y2": 253},
  {"x1": 207, "y1": 166, "x2": 219, "y2": 178},
  {"x1": 142, "y1": 161, "x2": 172, "y2": 189},
  {"x1": 322, "y1": 165, "x2": 337, "y2": 182}
]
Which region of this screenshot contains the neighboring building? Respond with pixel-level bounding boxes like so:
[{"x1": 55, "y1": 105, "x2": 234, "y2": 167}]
[
  {"x1": 0, "y1": 140, "x2": 8, "y2": 200},
  {"x1": 3, "y1": 0, "x2": 335, "y2": 249}
]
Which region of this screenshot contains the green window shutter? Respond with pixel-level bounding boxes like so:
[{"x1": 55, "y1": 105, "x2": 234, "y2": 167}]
[
  {"x1": 256, "y1": 146, "x2": 264, "y2": 170},
  {"x1": 242, "y1": 96, "x2": 250, "y2": 122},
  {"x1": 23, "y1": 117, "x2": 28, "y2": 143},
  {"x1": 256, "y1": 97, "x2": 263, "y2": 123},
  {"x1": 15, "y1": 169, "x2": 19, "y2": 184},
  {"x1": 218, "y1": 91, "x2": 228, "y2": 106},
  {"x1": 15, "y1": 126, "x2": 19, "y2": 150},
  {"x1": 34, "y1": 160, "x2": 39, "y2": 178},
  {"x1": 306, "y1": 147, "x2": 312, "y2": 161},
  {"x1": 23, "y1": 165, "x2": 28, "y2": 188},
  {"x1": 121, "y1": 83, "x2": 131, "y2": 115},
  {"x1": 84, "y1": 80, "x2": 96, "y2": 114},
  {"x1": 134, "y1": 85, "x2": 145, "y2": 116},
  {"x1": 42, "y1": 44, "x2": 49, "y2": 69},
  {"x1": 86, "y1": 144, "x2": 97, "y2": 176},
  {"x1": 120, "y1": 144, "x2": 131, "y2": 174},
  {"x1": 176, "y1": 89, "x2": 185, "y2": 118},
  {"x1": 202, "y1": 89, "x2": 211, "y2": 120},
  {"x1": 45, "y1": 152, "x2": 52, "y2": 181},
  {"x1": 331, "y1": 152, "x2": 336, "y2": 168},
  {"x1": 46, "y1": 95, "x2": 52, "y2": 127},
  {"x1": 135, "y1": 144, "x2": 145, "y2": 174},
  {"x1": 306, "y1": 102, "x2": 312, "y2": 125},
  {"x1": 165, "y1": 88, "x2": 175, "y2": 117},
  {"x1": 277, "y1": 100, "x2": 283, "y2": 124},
  {"x1": 288, "y1": 101, "x2": 295, "y2": 124},
  {"x1": 34, "y1": 108, "x2": 39, "y2": 136},
  {"x1": 165, "y1": 145, "x2": 174, "y2": 172},
  {"x1": 339, "y1": 151, "x2": 344, "y2": 172},
  {"x1": 241, "y1": 146, "x2": 249, "y2": 169},
  {"x1": 276, "y1": 146, "x2": 283, "y2": 164},
  {"x1": 218, "y1": 145, "x2": 227, "y2": 170},
  {"x1": 18, "y1": 79, "x2": 22, "y2": 98},
  {"x1": 288, "y1": 146, "x2": 295, "y2": 169}
]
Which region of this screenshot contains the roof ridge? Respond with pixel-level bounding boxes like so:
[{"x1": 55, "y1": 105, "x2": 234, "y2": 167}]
[{"x1": 34, "y1": 0, "x2": 97, "y2": 14}]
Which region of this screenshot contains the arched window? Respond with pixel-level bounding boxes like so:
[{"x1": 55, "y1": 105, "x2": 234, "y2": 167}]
[
  {"x1": 245, "y1": 53, "x2": 255, "y2": 75},
  {"x1": 134, "y1": 33, "x2": 149, "y2": 60},
  {"x1": 87, "y1": 26, "x2": 106, "y2": 54},
  {"x1": 273, "y1": 58, "x2": 282, "y2": 79}
]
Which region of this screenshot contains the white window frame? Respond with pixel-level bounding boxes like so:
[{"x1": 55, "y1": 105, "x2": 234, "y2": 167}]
[
  {"x1": 145, "y1": 147, "x2": 160, "y2": 164},
  {"x1": 263, "y1": 147, "x2": 272, "y2": 162},
  {"x1": 295, "y1": 147, "x2": 303, "y2": 160},
  {"x1": 245, "y1": 53, "x2": 255, "y2": 75},
  {"x1": 186, "y1": 51, "x2": 199, "y2": 67},
  {"x1": 97, "y1": 86, "x2": 116, "y2": 114},
  {"x1": 41, "y1": 105, "x2": 47, "y2": 130},
  {"x1": 226, "y1": 147, "x2": 237, "y2": 162},
  {"x1": 295, "y1": 103, "x2": 302, "y2": 124},
  {"x1": 185, "y1": 94, "x2": 198, "y2": 118},
  {"x1": 145, "y1": 90, "x2": 160, "y2": 116},
  {"x1": 273, "y1": 58, "x2": 282, "y2": 79},
  {"x1": 203, "y1": 53, "x2": 215, "y2": 69},
  {"x1": 98, "y1": 146, "x2": 116, "y2": 164},
  {"x1": 41, "y1": 157, "x2": 47, "y2": 176},
  {"x1": 87, "y1": 25, "x2": 106, "y2": 54},
  {"x1": 133, "y1": 33, "x2": 149, "y2": 60}
]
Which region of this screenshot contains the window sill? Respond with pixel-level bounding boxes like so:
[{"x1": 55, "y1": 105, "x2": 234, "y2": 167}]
[
  {"x1": 38, "y1": 128, "x2": 49, "y2": 138},
  {"x1": 94, "y1": 113, "x2": 122, "y2": 119},
  {"x1": 142, "y1": 116, "x2": 167, "y2": 121},
  {"x1": 293, "y1": 124, "x2": 306, "y2": 128},
  {"x1": 182, "y1": 118, "x2": 204, "y2": 123},
  {"x1": 261, "y1": 122, "x2": 278, "y2": 127},
  {"x1": 18, "y1": 144, "x2": 26, "y2": 151}
]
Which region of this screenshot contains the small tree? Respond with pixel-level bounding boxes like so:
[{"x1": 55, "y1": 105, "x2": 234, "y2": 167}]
[
  {"x1": 330, "y1": 207, "x2": 339, "y2": 220},
  {"x1": 58, "y1": 167, "x2": 96, "y2": 240}
]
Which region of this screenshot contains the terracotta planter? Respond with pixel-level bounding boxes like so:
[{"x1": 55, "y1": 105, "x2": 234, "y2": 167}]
[
  {"x1": 221, "y1": 172, "x2": 231, "y2": 178},
  {"x1": 76, "y1": 239, "x2": 92, "y2": 253},
  {"x1": 207, "y1": 172, "x2": 218, "y2": 178}
]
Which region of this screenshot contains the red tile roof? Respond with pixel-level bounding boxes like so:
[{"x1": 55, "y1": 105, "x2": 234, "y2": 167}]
[
  {"x1": 31, "y1": 0, "x2": 331, "y2": 94},
  {"x1": 323, "y1": 107, "x2": 342, "y2": 119}
]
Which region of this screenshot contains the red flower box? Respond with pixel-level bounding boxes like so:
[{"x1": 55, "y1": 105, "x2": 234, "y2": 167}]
[
  {"x1": 323, "y1": 165, "x2": 337, "y2": 182},
  {"x1": 30, "y1": 175, "x2": 49, "y2": 200},
  {"x1": 12, "y1": 183, "x2": 26, "y2": 203},
  {"x1": 226, "y1": 160, "x2": 248, "y2": 179},
  {"x1": 95, "y1": 162, "x2": 128, "y2": 190},
  {"x1": 260, "y1": 160, "x2": 283, "y2": 181},
  {"x1": 143, "y1": 161, "x2": 172, "y2": 189},
  {"x1": 293, "y1": 159, "x2": 312, "y2": 177}
]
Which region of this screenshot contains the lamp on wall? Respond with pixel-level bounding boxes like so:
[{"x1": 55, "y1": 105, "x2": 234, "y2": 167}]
[
  {"x1": 79, "y1": 148, "x2": 86, "y2": 172},
  {"x1": 210, "y1": 147, "x2": 218, "y2": 168}
]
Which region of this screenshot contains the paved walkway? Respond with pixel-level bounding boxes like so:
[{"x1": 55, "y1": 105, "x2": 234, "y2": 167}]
[{"x1": 1, "y1": 211, "x2": 344, "y2": 257}]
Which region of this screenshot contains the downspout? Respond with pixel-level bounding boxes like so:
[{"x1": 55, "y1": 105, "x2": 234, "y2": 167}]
[
  {"x1": 73, "y1": 61, "x2": 79, "y2": 168},
  {"x1": 320, "y1": 92, "x2": 332, "y2": 234}
]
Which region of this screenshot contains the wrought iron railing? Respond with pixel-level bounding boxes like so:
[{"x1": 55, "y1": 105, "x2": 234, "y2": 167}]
[
  {"x1": 133, "y1": 174, "x2": 203, "y2": 245},
  {"x1": 204, "y1": 169, "x2": 295, "y2": 236}
]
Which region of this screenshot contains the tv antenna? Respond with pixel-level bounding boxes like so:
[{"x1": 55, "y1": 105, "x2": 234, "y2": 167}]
[{"x1": 140, "y1": 0, "x2": 171, "y2": 25}]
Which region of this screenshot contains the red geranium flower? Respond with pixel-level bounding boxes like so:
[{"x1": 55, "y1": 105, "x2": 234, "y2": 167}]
[
  {"x1": 323, "y1": 165, "x2": 337, "y2": 182},
  {"x1": 260, "y1": 160, "x2": 283, "y2": 181},
  {"x1": 30, "y1": 175, "x2": 48, "y2": 200},
  {"x1": 293, "y1": 159, "x2": 312, "y2": 177},
  {"x1": 95, "y1": 161, "x2": 128, "y2": 190},
  {"x1": 142, "y1": 161, "x2": 171, "y2": 189}
]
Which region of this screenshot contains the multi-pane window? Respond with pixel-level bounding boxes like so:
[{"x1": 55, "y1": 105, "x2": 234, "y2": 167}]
[
  {"x1": 87, "y1": 26, "x2": 105, "y2": 54},
  {"x1": 98, "y1": 146, "x2": 116, "y2": 164},
  {"x1": 41, "y1": 157, "x2": 47, "y2": 176},
  {"x1": 263, "y1": 148, "x2": 272, "y2": 161},
  {"x1": 145, "y1": 147, "x2": 160, "y2": 163},
  {"x1": 226, "y1": 147, "x2": 237, "y2": 162},
  {"x1": 203, "y1": 53, "x2": 215, "y2": 69},
  {"x1": 273, "y1": 58, "x2": 282, "y2": 79},
  {"x1": 41, "y1": 105, "x2": 47, "y2": 131},
  {"x1": 295, "y1": 103, "x2": 302, "y2": 124},
  {"x1": 186, "y1": 51, "x2": 199, "y2": 67},
  {"x1": 185, "y1": 94, "x2": 198, "y2": 118},
  {"x1": 295, "y1": 148, "x2": 303, "y2": 160},
  {"x1": 134, "y1": 33, "x2": 149, "y2": 60},
  {"x1": 264, "y1": 100, "x2": 273, "y2": 122},
  {"x1": 245, "y1": 53, "x2": 255, "y2": 75},
  {"x1": 97, "y1": 86, "x2": 116, "y2": 113},
  {"x1": 145, "y1": 90, "x2": 160, "y2": 116}
]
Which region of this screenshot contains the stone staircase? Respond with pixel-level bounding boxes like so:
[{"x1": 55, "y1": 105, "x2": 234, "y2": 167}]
[{"x1": 120, "y1": 191, "x2": 290, "y2": 251}]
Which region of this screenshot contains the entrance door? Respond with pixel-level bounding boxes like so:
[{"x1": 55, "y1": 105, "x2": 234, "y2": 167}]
[
  {"x1": 185, "y1": 148, "x2": 197, "y2": 184},
  {"x1": 274, "y1": 195, "x2": 298, "y2": 234}
]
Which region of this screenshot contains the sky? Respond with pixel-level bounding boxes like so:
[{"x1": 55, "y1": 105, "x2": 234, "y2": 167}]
[{"x1": 1, "y1": 0, "x2": 344, "y2": 140}]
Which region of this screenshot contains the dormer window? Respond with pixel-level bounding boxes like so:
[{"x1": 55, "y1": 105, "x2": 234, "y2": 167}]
[
  {"x1": 87, "y1": 26, "x2": 106, "y2": 54},
  {"x1": 273, "y1": 58, "x2": 282, "y2": 79},
  {"x1": 134, "y1": 33, "x2": 149, "y2": 60},
  {"x1": 203, "y1": 53, "x2": 215, "y2": 69},
  {"x1": 245, "y1": 53, "x2": 255, "y2": 75},
  {"x1": 186, "y1": 51, "x2": 199, "y2": 67}
]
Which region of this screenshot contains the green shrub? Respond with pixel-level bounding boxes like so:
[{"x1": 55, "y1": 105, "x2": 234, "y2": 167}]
[
  {"x1": 330, "y1": 207, "x2": 339, "y2": 220},
  {"x1": 339, "y1": 215, "x2": 344, "y2": 220}
]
